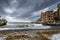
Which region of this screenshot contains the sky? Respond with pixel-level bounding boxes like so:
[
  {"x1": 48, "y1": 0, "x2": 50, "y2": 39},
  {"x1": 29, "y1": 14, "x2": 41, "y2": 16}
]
[{"x1": 0, "y1": 0, "x2": 60, "y2": 22}]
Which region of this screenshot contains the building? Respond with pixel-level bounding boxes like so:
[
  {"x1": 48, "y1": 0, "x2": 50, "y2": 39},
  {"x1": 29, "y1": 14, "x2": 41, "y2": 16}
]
[
  {"x1": 41, "y1": 12, "x2": 46, "y2": 23},
  {"x1": 54, "y1": 11, "x2": 58, "y2": 22},
  {"x1": 57, "y1": 3, "x2": 60, "y2": 20},
  {"x1": 43, "y1": 11, "x2": 55, "y2": 24}
]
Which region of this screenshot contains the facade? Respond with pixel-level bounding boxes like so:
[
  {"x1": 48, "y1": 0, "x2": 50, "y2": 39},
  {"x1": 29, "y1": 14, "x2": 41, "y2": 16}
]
[
  {"x1": 43, "y1": 11, "x2": 55, "y2": 24},
  {"x1": 57, "y1": 3, "x2": 60, "y2": 20},
  {"x1": 41, "y1": 12, "x2": 46, "y2": 23},
  {"x1": 54, "y1": 11, "x2": 58, "y2": 22}
]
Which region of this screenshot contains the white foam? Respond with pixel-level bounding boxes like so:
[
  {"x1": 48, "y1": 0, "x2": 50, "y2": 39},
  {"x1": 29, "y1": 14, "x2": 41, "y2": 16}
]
[
  {"x1": 27, "y1": 24, "x2": 51, "y2": 29},
  {"x1": 51, "y1": 34, "x2": 60, "y2": 40},
  {"x1": 0, "y1": 24, "x2": 51, "y2": 30}
]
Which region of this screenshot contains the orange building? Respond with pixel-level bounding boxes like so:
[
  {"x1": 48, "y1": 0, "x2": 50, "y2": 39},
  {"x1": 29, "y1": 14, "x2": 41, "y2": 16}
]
[{"x1": 43, "y1": 11, "x2": 55, "y2": 24}]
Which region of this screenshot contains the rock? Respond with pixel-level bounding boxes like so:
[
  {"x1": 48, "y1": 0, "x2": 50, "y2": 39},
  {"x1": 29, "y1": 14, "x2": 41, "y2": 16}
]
[{"x1": 0, "y1": 19, "x2": 7, "y2": 26}]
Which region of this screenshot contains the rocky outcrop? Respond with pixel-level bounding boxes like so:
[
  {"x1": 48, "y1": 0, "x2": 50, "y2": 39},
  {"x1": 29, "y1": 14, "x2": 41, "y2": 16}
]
[
  {"x1": 0, "y1": 30, "x2": 60, "y2": 40},
  {"x1": 37, "y1": 30, "x2": 60, "y2": 40},
  {"x1": 0, "y1": 19, "x2": 7, "y2": 26}
]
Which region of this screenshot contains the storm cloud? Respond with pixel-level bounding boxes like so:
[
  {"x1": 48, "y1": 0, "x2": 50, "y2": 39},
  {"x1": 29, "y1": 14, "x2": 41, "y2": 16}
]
[{"x1": 0, "y1": 0, "x2": 60, "y2": 22}]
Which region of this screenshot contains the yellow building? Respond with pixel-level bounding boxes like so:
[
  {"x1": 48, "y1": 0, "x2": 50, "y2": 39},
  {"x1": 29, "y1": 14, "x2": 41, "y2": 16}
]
[
  {"x1": 57, "y1": 3, "x2": 60, "y2": 20},
  {"x1": 41, "y1": 12, "x2": 46, "y2": 23}
]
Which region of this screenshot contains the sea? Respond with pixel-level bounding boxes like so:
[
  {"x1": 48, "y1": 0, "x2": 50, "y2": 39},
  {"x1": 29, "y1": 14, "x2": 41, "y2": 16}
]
[
  {"x1": 0, "y1": 22, "x2": 51, "y2": 30},
  {"x1": 0, "y1": 22, "x2": 60, "y2": 40}
]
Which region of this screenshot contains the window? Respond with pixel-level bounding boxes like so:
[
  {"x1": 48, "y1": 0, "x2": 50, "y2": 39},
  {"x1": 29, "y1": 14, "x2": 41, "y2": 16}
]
[{"x1": 48, "y1": 16, "x2": 50, "y2": 17}]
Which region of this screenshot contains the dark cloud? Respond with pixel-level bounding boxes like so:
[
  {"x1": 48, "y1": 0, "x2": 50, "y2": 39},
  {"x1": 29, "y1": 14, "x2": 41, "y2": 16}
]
[{"x1": 0, "y1": 0, "x2": 60, "y2": 22}]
